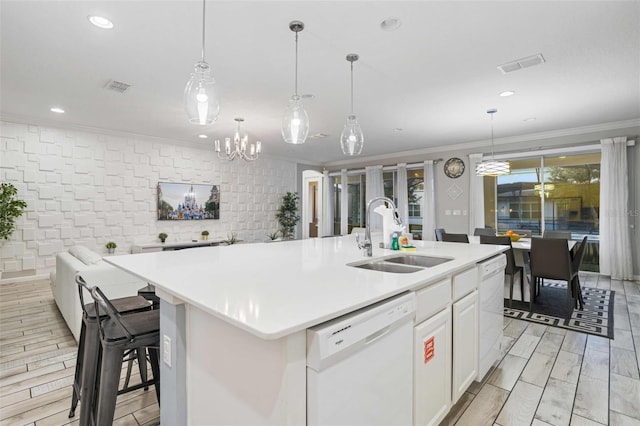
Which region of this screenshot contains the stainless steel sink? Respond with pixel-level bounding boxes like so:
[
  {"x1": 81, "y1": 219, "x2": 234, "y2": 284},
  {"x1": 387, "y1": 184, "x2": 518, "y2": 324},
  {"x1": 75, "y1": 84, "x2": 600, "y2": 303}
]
[
  {"x1": 350, "y1": 261, "x2": 423, "y2": 274},
  {"x1": 384, "y1": 255, "x2": 453, "y2": 268},
  {"x1": 348, "y1": 254, "x2": 454, "y2": 273}
]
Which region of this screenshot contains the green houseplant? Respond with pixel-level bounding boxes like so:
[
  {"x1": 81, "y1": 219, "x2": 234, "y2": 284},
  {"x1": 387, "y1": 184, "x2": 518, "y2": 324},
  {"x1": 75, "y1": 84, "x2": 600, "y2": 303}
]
[
  {"x1": 158, "y1": 232, "x2": 168, "y2": 243},
  {"x1": 201, "y1": 230, "x2": 209, "y2": 240},
  {"x1": 0, "y1": 183, "x2": 27, "y2": 241},
  {"x1": 223, "y1": 232, "x2": 238, "y2": 245},
  {"x1": 275, "y1": 192, "x2": 300, "y2": 240},
  {"x1": 266, "y1": 231, "x2": 280, "y2": 241},
  {"x1": 105, "y1": 241, "x2": 117, "y2": 254}
]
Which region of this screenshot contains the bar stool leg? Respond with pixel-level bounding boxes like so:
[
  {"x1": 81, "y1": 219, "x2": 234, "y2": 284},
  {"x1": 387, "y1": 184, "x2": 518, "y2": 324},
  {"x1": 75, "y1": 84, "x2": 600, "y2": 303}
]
[
  {"x1": 69, "y1": 320, "x2": 86, "y2": 418},
  {"x1": 148, "y1": 346, "x2": 161, "y2": 404},
  {"x1": 137, "y1": 348, "x2": 149, "y2": 391},
  {"x1": 79, "y1": 317, "x2": 101, "y2": 426},
  {"x1": 96, "y1": 343, "x2": 125, "y2": 426}
]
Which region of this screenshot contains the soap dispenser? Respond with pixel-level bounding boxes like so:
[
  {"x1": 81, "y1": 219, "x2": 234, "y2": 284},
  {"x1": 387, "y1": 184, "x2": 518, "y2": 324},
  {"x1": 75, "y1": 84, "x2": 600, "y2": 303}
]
[{"x1": 391, "y1": 233, "x2": 400, "y2": 251}]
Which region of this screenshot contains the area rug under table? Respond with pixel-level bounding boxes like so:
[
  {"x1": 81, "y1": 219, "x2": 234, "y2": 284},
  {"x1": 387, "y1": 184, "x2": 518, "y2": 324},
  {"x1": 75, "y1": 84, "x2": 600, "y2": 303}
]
[{"x1": 504, "y1": 281, "x2": 615, "y2": 339}]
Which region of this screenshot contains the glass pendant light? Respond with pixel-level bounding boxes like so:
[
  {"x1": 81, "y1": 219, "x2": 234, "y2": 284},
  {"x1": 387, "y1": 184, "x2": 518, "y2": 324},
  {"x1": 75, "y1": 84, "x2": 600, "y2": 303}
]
[
  {"x1": 184, "y1": 0, "x2": 220, "y2": 125},
  {"x1": 475, "y1": 109, "x2": 510, "y2": 176},
  {"x1": 340, "y1": 54, "x2": 364, "y2": 156},
  {"x1": 281, "y1": 21, "x2": 309, "y2": 145}
]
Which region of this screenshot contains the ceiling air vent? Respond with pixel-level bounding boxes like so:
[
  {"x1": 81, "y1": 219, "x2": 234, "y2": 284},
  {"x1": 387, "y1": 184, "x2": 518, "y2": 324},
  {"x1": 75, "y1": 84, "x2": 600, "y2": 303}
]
[
  {"x1": 497, "y1": 53, "x2": 545, "y2": 74},
  {"x1": 104, "y1": 79, "x2": 131, "y2": 93}
]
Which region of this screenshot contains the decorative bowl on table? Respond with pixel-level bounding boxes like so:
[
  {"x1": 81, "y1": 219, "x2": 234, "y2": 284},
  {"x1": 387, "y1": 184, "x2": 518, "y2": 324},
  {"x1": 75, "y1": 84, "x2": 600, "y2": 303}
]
[{"x1": 499, "y1": 233, "x2": 523, "y2": 242}]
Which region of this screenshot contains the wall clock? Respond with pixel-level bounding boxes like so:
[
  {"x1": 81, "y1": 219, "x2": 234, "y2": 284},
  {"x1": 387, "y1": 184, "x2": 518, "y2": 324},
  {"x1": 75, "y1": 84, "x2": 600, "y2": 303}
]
[{"x1": 444, "y1": 157, "x2": 465, "y2": 179}]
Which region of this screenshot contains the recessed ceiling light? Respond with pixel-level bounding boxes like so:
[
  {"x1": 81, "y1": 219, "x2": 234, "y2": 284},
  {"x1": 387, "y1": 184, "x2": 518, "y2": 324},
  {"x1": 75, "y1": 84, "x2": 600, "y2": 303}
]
[
  {"x1": 198, "y1": 134, "x2": 208, "y2": 139},
  {"x1": 393, "y1": 127, "x2": 403, "y2": 132},
  {"x1": 50, "y1": 107, "x2": 65, "y2": 114},
  {"x1": 380, "y1": 17, "x2": 402, "y2": 31},
  {"x1": 499, "y1": 91, "x2": 515, "y2": 97},
  {"x1": 88, "y1": 15, "x2": 114, "y2": 29},
  {"x1": 523, "y1": 117, "x2": 536, "y2": 122}
]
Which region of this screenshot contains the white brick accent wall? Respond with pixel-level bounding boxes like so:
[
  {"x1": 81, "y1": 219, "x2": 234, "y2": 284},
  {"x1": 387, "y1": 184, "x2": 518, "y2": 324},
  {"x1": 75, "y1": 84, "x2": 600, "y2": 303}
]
[{"x1": 0, "y1": 121, "x2": 296, "y2": 276}]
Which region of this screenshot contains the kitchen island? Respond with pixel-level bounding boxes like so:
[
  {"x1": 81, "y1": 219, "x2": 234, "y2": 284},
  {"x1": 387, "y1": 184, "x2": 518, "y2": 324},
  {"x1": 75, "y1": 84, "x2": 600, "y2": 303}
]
[{"x1": 105, "y1": 234, "x2": 506, "y2": 425}]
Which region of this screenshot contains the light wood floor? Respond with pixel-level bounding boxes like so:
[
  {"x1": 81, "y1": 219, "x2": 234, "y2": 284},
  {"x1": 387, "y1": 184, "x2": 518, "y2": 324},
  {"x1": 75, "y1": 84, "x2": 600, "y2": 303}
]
[
  {"x1": 443, "y1": 274, "x2": 640, "y2": 426},
  {"x1": 1, "y1": 276, "x2": 639, "y2": 426},
  {"x1": 0, "y1": 279, "x2": 159, "y2": 426}
]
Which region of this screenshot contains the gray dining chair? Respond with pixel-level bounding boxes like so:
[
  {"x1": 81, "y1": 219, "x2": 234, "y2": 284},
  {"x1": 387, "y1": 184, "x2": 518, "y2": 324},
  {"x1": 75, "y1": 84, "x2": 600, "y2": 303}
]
[
  {"x1": 480, "y1": 235, "x2": 524, "y2": 307},
  {"x1": 441, "y1": 233, "x2": 469, "y2": 243},
  {"x1": 529, "y1": 237, "x2": 578, "y2": 318},
  {"x1": 473, "y1": 227, "x2": 496, "y2": 237},
  {"x1": 434, "y1": 228, "x2": 445, "y2": 242},
  {"x1": 543, "y1": 230, "x2": 572, "y2": 239}
]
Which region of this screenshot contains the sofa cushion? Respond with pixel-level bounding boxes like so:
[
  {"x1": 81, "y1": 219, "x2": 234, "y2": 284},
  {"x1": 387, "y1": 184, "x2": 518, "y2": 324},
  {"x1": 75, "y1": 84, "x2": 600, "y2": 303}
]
[{"x1": 68, "y1": 245, "x2": 102, "y2": 265}]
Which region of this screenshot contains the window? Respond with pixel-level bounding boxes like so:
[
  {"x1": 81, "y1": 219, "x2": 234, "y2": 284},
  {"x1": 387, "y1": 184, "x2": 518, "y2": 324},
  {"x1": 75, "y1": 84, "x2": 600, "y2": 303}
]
[
  {"x1": 484, "y1": 152, "x2": 601, "y2": 271},
  {"x1": 408, "y1": 169, "x2": 424, "y2": 239}
]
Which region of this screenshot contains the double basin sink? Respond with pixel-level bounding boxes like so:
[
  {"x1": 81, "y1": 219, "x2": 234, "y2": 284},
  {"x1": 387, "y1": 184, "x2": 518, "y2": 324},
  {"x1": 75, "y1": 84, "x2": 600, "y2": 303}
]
[{"x1": 348, "y1": 254, "x2": 453, "y2": 274}]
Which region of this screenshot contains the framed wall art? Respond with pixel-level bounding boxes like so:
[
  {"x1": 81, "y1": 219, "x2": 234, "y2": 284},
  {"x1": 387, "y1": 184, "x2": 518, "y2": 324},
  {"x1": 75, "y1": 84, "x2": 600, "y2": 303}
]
[{"x1": 157, "y1": 182, "x2": 220, "y2": 220}]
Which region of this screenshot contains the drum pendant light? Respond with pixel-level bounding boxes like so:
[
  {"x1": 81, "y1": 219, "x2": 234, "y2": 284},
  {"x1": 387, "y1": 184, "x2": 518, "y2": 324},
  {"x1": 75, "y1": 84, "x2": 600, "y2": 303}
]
[{"x1": 475, "y1": 109, "x2": 510, "y2": 176}]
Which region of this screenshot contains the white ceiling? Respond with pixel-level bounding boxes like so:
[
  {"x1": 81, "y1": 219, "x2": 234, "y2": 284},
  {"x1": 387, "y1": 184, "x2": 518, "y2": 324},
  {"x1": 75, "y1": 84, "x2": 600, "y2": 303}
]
[{"x1": 1, "y1": 1, "x2": 639, "y2": 165}]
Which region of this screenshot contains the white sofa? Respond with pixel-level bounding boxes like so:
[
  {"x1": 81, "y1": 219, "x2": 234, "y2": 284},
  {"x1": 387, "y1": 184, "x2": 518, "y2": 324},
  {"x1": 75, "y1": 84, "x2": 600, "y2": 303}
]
[{"x1": 51, "y1": 245, "x2": 147, "y2": 342}]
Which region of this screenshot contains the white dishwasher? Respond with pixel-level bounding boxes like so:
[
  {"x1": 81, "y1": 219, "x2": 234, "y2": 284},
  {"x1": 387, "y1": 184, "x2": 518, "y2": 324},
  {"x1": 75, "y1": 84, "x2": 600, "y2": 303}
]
[
  {"x1": 306, "y1": 292, "x2": 416, "y2": 426},
  {"x1": 477, "y1": 254, "x2": 507, "y2": 381}
]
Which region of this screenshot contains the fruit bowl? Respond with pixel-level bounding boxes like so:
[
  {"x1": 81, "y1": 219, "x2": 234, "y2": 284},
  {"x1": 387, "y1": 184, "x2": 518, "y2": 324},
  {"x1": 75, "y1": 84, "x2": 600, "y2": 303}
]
[{"x1": 499, "y1": 233, "x2": 523, "y2": 242}]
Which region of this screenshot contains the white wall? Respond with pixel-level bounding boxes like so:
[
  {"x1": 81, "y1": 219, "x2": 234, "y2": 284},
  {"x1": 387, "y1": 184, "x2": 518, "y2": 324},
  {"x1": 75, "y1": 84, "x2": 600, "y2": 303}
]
[{"x1": 0, "y1": 121, "x2": 296, "y2": 277}]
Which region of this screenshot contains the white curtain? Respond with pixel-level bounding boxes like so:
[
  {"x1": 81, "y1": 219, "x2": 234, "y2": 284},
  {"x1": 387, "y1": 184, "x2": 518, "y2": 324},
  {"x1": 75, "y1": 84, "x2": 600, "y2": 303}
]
[
  {"x1": 396, "y1": 163, "x2": 409, "y2": 227},
  {"x1": 322, "y1": 170, "x2": 334, "y2": 237},
  {"x1": 422, "y1": 160, "x2": 436, "y2": 241},
  {"x1": 468, "y1": 153, "x2": 485, "y2": 233},
  {"x1": 600, "y1": 137, "x2": 633, "y2": 280},
  {"x1": 365, "y1": 165, "x2": 384, "y2": 229},
  {"x1": 340, "y1": 169, "x2": 348, "y2": 235}
]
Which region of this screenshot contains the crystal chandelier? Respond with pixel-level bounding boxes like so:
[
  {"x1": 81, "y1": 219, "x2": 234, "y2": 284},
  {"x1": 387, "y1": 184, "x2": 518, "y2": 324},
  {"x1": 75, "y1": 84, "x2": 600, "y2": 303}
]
[
  {"x1": 281, "y1": 21, "x2": 309, "y2": 145},
  {"x1": 184, "y1": 0, "x2": 220, "y2": 125},
  {"x1": 214, "y1": 118, "x2": 261, "y2": 161},
  {"x1": 340, "y1": 54, "x2": 364, "y2": 156},
  {"x1": 476, "y1": 108, "x2": 510, "y2": 176}
]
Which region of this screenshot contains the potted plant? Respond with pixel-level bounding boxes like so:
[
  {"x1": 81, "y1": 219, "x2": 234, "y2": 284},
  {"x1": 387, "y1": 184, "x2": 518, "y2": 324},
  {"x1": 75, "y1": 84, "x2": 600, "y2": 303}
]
[
  {"x1": 223, "y1": 232, "x2": 238, "y2": 245},
  {"x1": 275, "y1": 192, "x2": 300, "y2": 240},
  {"x1": 266, "y1": 231, "x2": 280, "y2": 242},
  {"x1": 201, "y1": 230, "x2": 209, "y2": 241},
  {"x1": 0, "y1": 183, "x2": 27, "y2": 279},
  {"x1": 105, "y1": 241, "x2": 117, "y2": 254},
  {"x1": 0, "y1": 183, "x2": 27, "y2": 242},
  {"x1": 158, "y1": 232, "x2": 168, "y2": 243}
]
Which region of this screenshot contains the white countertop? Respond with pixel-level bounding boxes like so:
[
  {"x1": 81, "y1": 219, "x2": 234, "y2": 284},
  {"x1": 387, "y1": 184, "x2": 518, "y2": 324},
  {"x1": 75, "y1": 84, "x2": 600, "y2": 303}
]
[{"x1": 105, "y1": 235, "x2": 506, "y2": 340}]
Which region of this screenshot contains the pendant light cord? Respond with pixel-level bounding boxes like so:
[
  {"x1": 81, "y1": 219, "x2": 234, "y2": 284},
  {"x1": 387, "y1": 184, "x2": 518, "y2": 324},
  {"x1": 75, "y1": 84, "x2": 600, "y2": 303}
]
[
  {"x1": 201, "y1": 0, "x2": 206, "y2": 63},
  {"x1": 490, "y1": 113, "x2": 495, "y2": 159},
  {"x1": 294, "y1": 31, "x2": 299, "y2": 96},
  {"x1": 350, "y1": 61, "x2": 354, "y2": 114}
]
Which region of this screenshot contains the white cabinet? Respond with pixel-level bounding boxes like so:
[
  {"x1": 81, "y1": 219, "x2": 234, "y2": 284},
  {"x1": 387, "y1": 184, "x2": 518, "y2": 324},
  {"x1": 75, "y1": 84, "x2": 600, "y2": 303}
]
[
  {"x1": 452, "y1": 290, "x2": 478, "y2": 403},
  {"x1": 413, "y1": 307, "x2": 452, "y2": 426}
]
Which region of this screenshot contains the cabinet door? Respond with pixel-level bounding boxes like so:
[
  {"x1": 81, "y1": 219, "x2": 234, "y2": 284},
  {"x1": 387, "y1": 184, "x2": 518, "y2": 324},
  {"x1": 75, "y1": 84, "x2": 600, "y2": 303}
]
[
  {"x1": 414, "y1": 307, "x2": 451, "y2": 426},
  {"x1": 452, "y1": 290, "x2": 478, "y2": 403}
]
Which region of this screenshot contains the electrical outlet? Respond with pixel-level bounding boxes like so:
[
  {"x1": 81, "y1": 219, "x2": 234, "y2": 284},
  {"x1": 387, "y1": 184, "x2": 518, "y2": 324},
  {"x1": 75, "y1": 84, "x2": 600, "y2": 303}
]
[{"x1": 163, "y1": 335, "x2": 171, "y2": 367}]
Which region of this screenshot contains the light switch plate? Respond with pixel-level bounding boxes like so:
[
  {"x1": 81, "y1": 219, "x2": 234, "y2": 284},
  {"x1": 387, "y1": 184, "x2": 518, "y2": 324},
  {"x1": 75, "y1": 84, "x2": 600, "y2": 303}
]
[{"x1": 163, "y1": 335, "x2": 171, "y2": 367}]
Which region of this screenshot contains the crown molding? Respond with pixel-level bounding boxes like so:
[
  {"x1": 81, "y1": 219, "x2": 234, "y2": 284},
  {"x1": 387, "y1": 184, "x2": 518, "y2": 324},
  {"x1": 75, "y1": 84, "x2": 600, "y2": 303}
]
[{"x1": 323, "y1": 118, "x2": 640, "y2": 168}]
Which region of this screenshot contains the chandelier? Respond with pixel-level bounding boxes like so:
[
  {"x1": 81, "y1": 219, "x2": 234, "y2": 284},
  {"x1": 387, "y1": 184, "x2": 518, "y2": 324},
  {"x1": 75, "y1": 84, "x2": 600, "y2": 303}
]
[
  {"x1": 214, "y1": 118, "x2": 261, "y2": 161},
  {"x1": 476, "y1": 108, "x2": 510, "y2": 176}
]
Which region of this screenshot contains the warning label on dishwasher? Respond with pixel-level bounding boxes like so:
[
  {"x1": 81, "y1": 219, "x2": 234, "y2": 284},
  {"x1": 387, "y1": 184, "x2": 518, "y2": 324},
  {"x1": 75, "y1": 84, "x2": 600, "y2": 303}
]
[{"x1": 424, "y1": 337, "x2": 435, "y2": 364}]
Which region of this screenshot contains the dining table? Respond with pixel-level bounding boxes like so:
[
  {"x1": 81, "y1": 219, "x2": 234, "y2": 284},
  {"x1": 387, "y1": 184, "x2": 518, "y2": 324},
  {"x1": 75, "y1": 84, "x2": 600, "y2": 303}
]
[{"x1": 468, "y1": 236, "x2": 576, "y2": 267}]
